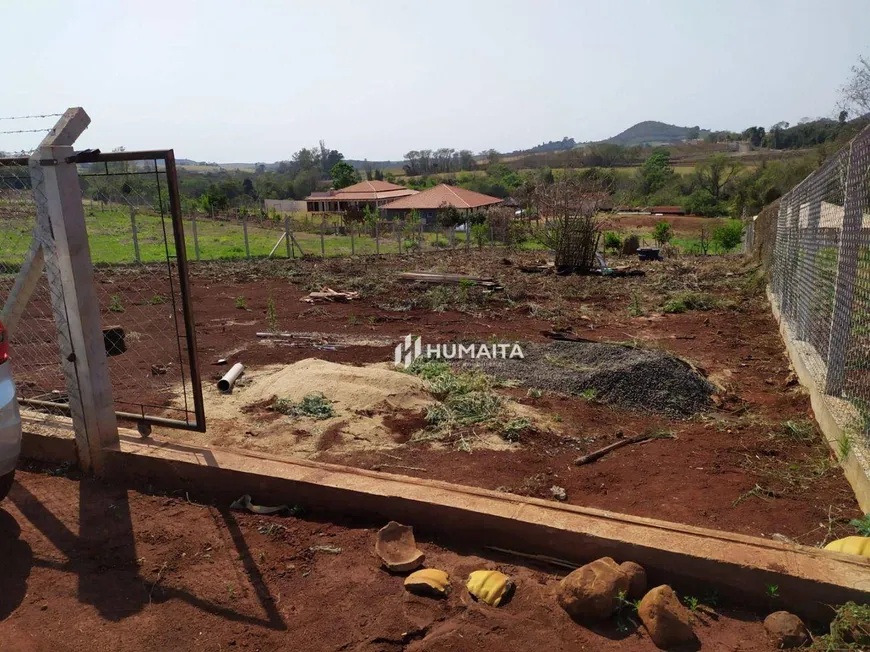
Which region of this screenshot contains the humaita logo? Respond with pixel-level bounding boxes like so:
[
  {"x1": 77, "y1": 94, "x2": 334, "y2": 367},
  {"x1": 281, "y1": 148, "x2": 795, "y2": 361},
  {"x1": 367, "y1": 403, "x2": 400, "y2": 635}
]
[{"x1": 394, "y1": 335, "x2": 524, "y2": 368}]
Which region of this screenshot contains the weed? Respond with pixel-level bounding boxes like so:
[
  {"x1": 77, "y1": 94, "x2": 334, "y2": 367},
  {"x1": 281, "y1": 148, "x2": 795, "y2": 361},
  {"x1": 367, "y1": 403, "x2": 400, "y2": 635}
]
[
  {"x1": 774, "y1": 419, "x2": 816, "y2": 443},
  {"x1": 497, "y1": 417, "x2": 532, "y2": 443},
  {"x1": 579, "y1": 388, "x2": 597, "y2": 401},
  {"x1": 273, "y1": 393, "x2": 335, "y2": 420},
  {"x1": 266, "y1": 296, "x2": 278, "y2": 332},
  {"x1": 850, "y1": 514, "x2": 870, "y2": 536},
  {"x1": 148, "y1": 295, "x2": 165, "y2": 305},
  {"x1": 258, "y1": 523, "x2": 286, "y2": 537},
  {"x1": 765, "y1": 584, "x2": 779, "y2": 600},
  {"x1": 347, "y1": 313, "x2": 361, "y2": 326},
  {"x1": 227, "y1": 583, "x2": 236, "y2": 599},
  {"x1": 108, "y1": 295, "x2": 124, "y2": 313},
  {"x1": 424, "y1": 286, "x2": 453, "y2": 312},
  {"x1": 811, "y1": 601, "x2": 870, "y2": 650},
  {"x1": 662, "y1": 291, "x2": 717, "y2": 314},
  {"x1": 614, "y1": 590, "x2": 641, "y2": 633},
  {"x1": 527, "y1": 388, "x2": 543, "y2": 399},
  {"x1": 839, "y1": 431, "x2": 854, "y2": 462},
  {"x1": 628, "y1": 292, "x2": 644, "y2": 317},
  {"x1": 732, "y1": 484, "x2": 779, "y2": 507},
  {"x1": 682, "y1": 595, "x2": 700, "y2": 612},
  {"x1": 552, "y1": 414, "x2": 563, "y2": 423},
  {"x1": 234, "y1": 295, "x2": 247, "y2": 310}
]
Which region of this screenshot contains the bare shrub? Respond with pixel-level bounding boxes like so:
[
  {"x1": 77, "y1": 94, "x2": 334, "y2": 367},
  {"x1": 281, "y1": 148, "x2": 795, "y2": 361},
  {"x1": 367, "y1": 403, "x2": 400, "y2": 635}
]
[{"x1": 533, "y1": 174, "x2": 612, "y2": 272}]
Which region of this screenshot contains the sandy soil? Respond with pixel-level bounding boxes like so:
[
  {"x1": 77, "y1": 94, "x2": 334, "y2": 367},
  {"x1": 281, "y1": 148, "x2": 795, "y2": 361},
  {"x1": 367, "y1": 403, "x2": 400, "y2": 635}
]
[{"x1": 0, "y1": 467, "x2": 782, "y2": 651}]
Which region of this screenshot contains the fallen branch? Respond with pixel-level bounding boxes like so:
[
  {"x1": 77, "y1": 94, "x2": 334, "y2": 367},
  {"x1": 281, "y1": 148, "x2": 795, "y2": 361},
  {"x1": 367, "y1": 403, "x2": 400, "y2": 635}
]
[
  {"x1": 486, "y1": 546, "x2": 578, "y2": 570},
  {"x1": 371, "y1": 464, "x2": 427, "y2": 473},
  {"x1": 398, "y1": 271, "x2": 499, "y2": 287},
  {"x1": 300, "y1": 287, "x2": 360, "y2": 303},
  {"x1": 574, "y1": 431, "x2": 675, "y2": 466}
]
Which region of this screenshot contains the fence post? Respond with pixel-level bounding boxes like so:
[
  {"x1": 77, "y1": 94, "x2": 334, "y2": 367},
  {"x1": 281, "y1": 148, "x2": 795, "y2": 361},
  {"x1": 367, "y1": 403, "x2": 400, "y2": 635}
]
[
  {"x1": 30, "y1": 108, "x2": 118, "y2": 473},
  {"x1": 826, "y1": 139, "x2": 866, "y2": 396},
  {"x1": 489, "y1": 221, "x2": 494, "y2": 248},
  {"x1": 130, "y1": 207, "x2": 141, "y2": 263},
  {"x1": 375, "y1": 221, "x2": 380, "y2": 255},
  {"x1": 419, "y1": 222, "x2": 424, "y2": 251},
  {"x1": 243, "y1": 214, "x2": 250, "y2": 259},
  {"x1": 351, "y1": 228, "x2": 355, "y2": 256},
  {"x1": 321, "y1": 219, "x2": 326, "y2": 258},
  {"x1": 465, "y1": 219, "x2": 470, "y2": 251},
  {"x1": 284, "y1": 215, "x2": 292, "y2": 258},
  {"x1": 191, "y1": 213, "x2": 200, "y2": 261},
  {"x1": 398, "y1": 220, "x2": 403, "y2": 255}
]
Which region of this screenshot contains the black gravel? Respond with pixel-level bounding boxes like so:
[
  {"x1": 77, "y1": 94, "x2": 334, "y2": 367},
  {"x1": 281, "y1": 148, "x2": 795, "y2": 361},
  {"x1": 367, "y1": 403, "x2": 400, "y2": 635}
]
[{"x1": 465, "y1": 341, "x2": 714, "y2": 417}]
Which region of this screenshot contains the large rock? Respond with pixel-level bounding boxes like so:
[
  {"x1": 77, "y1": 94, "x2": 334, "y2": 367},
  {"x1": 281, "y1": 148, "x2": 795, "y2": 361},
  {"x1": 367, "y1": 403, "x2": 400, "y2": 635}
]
[
  {"x1": 557, "y1": 557, "x2": 630, "y2": 621},
  {"x1": 638, "y1": 585, "x2": 695, "y2": 649},
  {"x1": 619, "y1": 561, "x2": 647, "y2": 600},
  {"x1": 764, "y1": 611, "x2": 809, "y2": 649}
]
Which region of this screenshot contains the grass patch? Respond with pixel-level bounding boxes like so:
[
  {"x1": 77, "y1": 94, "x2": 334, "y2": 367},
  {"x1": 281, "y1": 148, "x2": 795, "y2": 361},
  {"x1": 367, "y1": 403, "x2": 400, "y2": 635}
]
[
  {"x1": 662, "y1": 291, "x2": 717, "y2": 314},
  {"x1": 273, "y1": 392, "x2": 335, "y2": 420},
  {"x1": 772, "y1": 419, "x2": 816, "y2": 444},
  {"x1": 496, "y1": 417, "x2": 532, "y2": 442},
  {"x1": 811, "y1": 601, "x2": 870, "y2": 650}
]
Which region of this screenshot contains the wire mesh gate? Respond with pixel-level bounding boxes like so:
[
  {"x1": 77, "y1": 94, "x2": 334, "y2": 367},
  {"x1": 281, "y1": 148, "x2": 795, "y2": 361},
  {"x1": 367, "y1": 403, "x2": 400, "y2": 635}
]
[{"x1": 0, "y1": 149, "x2": 204, "y2": 432}]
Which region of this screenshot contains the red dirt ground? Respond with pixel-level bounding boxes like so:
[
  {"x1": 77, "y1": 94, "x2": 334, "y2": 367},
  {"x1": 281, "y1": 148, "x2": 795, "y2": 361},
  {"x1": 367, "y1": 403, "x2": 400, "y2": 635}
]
[
  {"x1": 0, "y1": 468, "x2": 783, "y2": 651},
  {"x1": 12, "y1": 251, "x2": 862, "y2": 546}
]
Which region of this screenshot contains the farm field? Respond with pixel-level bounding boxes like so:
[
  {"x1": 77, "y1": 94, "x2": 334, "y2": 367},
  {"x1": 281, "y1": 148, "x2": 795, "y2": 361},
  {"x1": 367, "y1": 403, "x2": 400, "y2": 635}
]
[
  {"x1": 52, "y1": 249, "x2": 862, "y2": 547},
  {"x1": 0, "y1": 467, "x2": 783, "y2": 651}
]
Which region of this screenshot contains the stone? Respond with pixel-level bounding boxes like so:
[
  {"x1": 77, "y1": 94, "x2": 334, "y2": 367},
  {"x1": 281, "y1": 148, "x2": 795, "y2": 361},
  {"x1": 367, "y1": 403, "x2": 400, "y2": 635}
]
[
  {"x1": 619, "y1": 561, "x2": 647, "y2": 600},
  {"x1": 638, "y1": 585, "x2": 695, "y2": 649},
  {"x1": 550, "y1": 485, "x2": 567, "y2": 501},
  {"x1": 557, "y1": 557, "x2": 630, "y2": 621},
  {"x1": 375, "y1": 521, "x2": 425, "y2": 572},
  {"x1": 764, "y1": 611, "x2": 809, "y2": 649}
]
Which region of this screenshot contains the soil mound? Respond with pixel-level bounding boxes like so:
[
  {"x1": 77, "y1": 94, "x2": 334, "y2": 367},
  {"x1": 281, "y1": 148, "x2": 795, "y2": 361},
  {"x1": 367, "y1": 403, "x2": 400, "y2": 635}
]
[{"x1": 467, "y1": 341, "x2": 714, "y2": 416}]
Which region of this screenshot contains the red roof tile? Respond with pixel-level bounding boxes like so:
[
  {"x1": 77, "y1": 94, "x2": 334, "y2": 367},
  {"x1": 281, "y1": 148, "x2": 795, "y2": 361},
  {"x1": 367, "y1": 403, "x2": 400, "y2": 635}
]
[
  {"x1": 380, "y1": 184, "x2": 503, "y2": 210},
  {"x1": 305, "y1": 180, "x2": 417, "y2": 202}
]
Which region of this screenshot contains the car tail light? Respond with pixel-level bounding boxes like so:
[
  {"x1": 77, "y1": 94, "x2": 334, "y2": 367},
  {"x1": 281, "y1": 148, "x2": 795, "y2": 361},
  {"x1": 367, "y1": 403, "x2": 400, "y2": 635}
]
[{"x1": 0, "y1": 319, "x2": 7, "y2": 364}]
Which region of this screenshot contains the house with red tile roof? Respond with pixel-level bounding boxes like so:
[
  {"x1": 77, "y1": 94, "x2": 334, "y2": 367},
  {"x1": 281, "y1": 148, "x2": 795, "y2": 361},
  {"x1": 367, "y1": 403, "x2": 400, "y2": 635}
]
[
  {"x1": 380, "y1": 184, "x2": 503, "y2": 222},
  {"x1": 304, "y1": 180, "x2": 418, "y2": 213}
]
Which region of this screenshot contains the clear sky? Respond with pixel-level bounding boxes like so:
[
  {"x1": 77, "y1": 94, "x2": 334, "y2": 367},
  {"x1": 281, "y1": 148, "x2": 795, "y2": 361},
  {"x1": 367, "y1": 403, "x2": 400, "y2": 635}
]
[{"x1": 3, "y1": 0, "x2": 868, "y2": 162}]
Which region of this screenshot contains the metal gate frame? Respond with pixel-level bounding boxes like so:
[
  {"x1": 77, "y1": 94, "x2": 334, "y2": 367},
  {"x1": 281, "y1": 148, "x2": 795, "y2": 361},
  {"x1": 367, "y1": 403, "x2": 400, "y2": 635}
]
[{"x1": 2, "y1": 146, "x2": 205, "y2": 433}]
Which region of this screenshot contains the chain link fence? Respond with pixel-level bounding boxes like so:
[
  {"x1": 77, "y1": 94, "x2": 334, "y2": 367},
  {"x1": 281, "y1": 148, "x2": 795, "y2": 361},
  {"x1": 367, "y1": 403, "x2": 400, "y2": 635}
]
[
  {"x1": 76, "y1": 152, "x2": 202, "y2": 429},
  {"x1": 0, "y1": 157, "x2": 77, "y2": 428},
  {"x1": 769, "y1": 126, "x2": 870, "y2": 438}
]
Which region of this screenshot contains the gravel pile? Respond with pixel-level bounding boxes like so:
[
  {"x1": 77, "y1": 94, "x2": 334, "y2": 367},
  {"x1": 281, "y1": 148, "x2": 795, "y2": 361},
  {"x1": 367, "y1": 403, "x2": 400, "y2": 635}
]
[{"x1": 466, "y1": 341, "x2": 714, "y2": 417}]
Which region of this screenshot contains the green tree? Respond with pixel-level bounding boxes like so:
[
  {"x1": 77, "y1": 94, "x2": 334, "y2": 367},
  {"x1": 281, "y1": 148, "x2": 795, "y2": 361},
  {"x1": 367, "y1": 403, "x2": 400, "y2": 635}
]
[
  {"x1": 330, "y1": 161, "x2": 358, "y2": 189},
  {"x1": 652, "y1": 220, "x2": 673, "y2": 246},
  {"x1": 242, "y1": 178, "x2": 255, "y2": 197},
  {"x1": 712, "y1": 220, "x2": 743, "y2": 252},
  {"x1": 638, "y1": 150, "x2": 675, "y2": 196},
  {"x1": 683, "y1": 189, "x2": 726, "y2": 217}
]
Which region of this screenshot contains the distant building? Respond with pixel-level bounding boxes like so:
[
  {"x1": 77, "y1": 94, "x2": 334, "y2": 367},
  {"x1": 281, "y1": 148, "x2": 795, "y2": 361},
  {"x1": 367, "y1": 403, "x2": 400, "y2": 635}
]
[
  {"x1": 648, "y1": 205, "x2": 685, "y2": 216},
  {"x1": 264, "y1": 198, "x2": 307, "y2": 213},
  {"x1": 304, "y1": 180, "x2": 417, "y2": 213},
  {"x1": 380, "y1": 184, "x2": 503, "y2": 223}
]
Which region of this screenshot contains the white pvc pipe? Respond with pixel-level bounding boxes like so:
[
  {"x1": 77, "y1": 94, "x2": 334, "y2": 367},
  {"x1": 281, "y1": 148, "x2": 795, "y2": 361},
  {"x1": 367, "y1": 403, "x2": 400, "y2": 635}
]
[{"x1": 217, "y1": 362, "x2": 244, "y2": 392}]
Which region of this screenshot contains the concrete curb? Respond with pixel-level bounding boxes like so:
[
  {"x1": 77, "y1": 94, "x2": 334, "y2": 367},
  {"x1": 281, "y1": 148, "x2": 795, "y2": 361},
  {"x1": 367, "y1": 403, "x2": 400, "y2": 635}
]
[
  {"x1": 767, "y1": 287, "x2": 870, "y2": 513},
  {"x1": 103, "y1": 434, "x2": 870, "y2": 622}
]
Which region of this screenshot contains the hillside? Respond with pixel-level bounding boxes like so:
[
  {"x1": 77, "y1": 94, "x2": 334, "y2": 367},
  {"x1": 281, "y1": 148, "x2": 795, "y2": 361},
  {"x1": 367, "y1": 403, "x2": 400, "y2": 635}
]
[{"x1": 604, "y1": 121, "x2": 706, "y2": 146}]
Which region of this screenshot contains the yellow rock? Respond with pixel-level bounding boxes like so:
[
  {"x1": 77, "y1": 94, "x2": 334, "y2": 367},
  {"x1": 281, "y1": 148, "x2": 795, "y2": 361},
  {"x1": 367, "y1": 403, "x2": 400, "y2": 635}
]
[
  {"x1": 466, "y1": 570, "x2": 511, "y2": 607},
  {"x1": 404, "y1": 568, "x2": 450, "y2": 597},
  {"x1": 825, "y1": 536, "x2": 870, "y2": 558}
]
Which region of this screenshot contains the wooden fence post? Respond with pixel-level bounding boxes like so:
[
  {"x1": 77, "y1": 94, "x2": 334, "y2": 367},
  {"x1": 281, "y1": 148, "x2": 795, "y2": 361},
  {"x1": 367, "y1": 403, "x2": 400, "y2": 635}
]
[
  {"x1": 191, "y1": 213, "x2": 200, "y2": 261},
  {"x1": 321, "y1": 219, "x2": 326, "y2": 258},
  {"x1": 130, "y1": 207, "x2": 141, "y2": 263},
  {"x1": 376, "y1": 221, "x2": 380, "y2": 255},
  {"x1": 243, "y1": 214, "x2": 250, "y2": 259},
  {"x1": 284, "y1": 215, "x2": 292, "y2": 259}
]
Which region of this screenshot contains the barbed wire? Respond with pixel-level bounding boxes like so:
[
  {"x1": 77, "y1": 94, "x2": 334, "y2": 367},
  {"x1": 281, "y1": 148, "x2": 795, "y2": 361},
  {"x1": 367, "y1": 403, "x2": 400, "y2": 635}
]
[
  {"x1": 0, "y1": 128, "x2": 51, "y2": 135},
  {"x1": 0, "y1": 113, "x2": 64, "y2": 121}
]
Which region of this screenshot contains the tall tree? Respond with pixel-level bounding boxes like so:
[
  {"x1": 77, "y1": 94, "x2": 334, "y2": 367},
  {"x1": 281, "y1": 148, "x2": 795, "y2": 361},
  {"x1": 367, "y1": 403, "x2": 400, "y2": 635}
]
[
  {"x1": 695, "y1": 154, "x2": 742, "y2": 200},
  {"x1": 637, "y1": 149, "x2": 674, "y2": 195},
  {"x1": 330, "y1": 161, "x2": 358, "y2": 189},
  {"x1": 840, "y1": 55, "x2": 870, "y2": 117}
]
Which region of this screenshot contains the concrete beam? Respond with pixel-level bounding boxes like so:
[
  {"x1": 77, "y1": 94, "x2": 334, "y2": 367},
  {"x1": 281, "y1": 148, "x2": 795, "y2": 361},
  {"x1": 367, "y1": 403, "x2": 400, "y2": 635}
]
[{"x1": 102, "y1": 434, "x2": 870, "y2": 622}]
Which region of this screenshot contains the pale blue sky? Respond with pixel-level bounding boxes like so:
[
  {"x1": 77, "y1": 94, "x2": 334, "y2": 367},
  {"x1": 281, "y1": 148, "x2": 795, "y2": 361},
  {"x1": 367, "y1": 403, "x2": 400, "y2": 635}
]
[{"x1": 3, "y1": 0, "x2": 868, "y2": 162}]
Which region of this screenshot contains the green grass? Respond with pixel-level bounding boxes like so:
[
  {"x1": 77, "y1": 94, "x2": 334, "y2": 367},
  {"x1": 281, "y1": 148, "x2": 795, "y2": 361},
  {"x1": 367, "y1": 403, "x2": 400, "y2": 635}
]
[
  {"x1": 0, "y1": 206, "x2": 472, "y2": 266},
  {"x1": 273, "y1": 393, "x2": 335, "y2": 419}
]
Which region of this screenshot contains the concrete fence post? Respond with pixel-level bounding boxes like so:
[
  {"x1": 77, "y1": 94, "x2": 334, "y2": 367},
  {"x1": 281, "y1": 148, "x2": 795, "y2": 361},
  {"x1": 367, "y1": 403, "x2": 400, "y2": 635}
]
[
  {"x1": 284, "y1": 215, "x2": 292, "y2": 259},
  {"x1": 30, "y1": 108, "x2": 118, "y2": 473},
  {"x1": 191, "y1": 213, "x2": 200, "y2": 261},
  {"x1": 825, "y1": 139, "x2": 865, "y2": 396},
  {"x1": 320, "y1": 219, "x2": 326, "y2": 258}
]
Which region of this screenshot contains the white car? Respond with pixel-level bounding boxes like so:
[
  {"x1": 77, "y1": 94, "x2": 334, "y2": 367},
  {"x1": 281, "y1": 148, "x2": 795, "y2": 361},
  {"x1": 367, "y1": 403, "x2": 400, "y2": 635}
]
[{"x1": 0, "y1": 318, "x2": 21, "y2": 500}]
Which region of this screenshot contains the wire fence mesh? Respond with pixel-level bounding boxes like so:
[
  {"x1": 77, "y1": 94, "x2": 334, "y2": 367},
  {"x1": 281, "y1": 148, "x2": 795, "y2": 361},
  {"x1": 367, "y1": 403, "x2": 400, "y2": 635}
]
[
  {"x1": 768, "y1": 126, "x2": 870, "y2": 439},
  {"x1": 77, "y1": 154, "x2": 201, "y2": 428},
  {"x1": 0, "y1": 157, "x2": 74, "y2": 426}
]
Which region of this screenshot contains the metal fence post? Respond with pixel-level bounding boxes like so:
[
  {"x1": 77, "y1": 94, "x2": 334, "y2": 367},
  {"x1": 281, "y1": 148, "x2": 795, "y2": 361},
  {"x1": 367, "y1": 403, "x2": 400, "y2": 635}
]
[
  {"x1": 243, "y1": 214, "x2": 250, "y2": 259},
  {"x1": 826, "y1": 139, "x2": 866, "y2": 395},
  {"x1": 191, "y1": 213, "x2": 200, "y2": 261},
  {"x1": 130, "y1": 207, "x2": 141, "y2": 263},
  {"x1": 31, "y1": 108, "x2": 118, "y2": 472}
]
